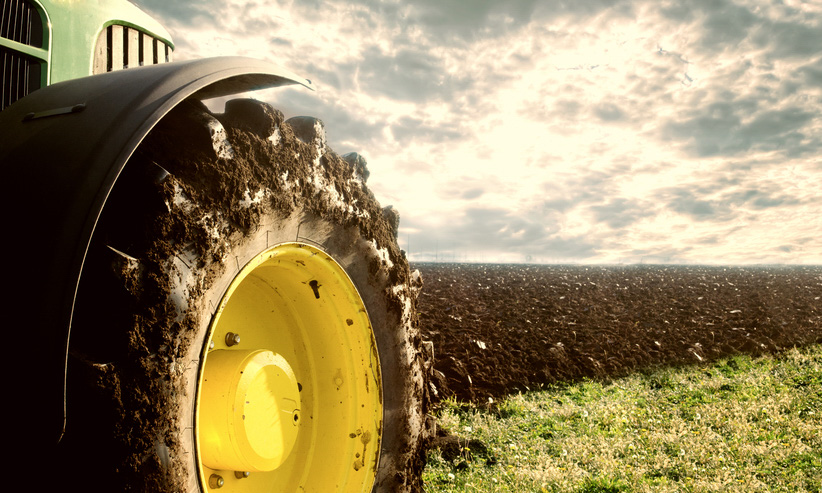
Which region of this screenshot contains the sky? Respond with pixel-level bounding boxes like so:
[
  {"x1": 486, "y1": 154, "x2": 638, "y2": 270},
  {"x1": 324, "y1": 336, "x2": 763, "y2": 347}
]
[{"x1": 131, "y1": 0, "x2": 822, "y2": 265}]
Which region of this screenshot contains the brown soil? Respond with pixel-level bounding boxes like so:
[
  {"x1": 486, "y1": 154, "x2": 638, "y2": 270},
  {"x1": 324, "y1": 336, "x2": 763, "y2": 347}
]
[{"x1": 415, "y1": 263, "x2": 822, "y2": 404}]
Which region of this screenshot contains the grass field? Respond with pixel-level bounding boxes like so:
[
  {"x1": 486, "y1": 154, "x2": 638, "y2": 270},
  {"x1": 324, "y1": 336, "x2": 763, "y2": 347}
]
[{"x1": 423, "y1": 344, "x2": 822, "y2": 492}]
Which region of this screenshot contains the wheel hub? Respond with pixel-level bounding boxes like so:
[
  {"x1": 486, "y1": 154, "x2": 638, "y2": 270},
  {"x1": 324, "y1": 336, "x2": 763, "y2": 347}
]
[{"x1": 199, "y1": 349, "x2": 301, "y2": 472}]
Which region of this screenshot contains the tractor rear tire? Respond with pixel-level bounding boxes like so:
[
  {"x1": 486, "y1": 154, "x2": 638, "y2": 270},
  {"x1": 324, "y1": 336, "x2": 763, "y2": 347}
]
[{"x1": 60, "y1": 99, "x2": 429, "y2": 492}]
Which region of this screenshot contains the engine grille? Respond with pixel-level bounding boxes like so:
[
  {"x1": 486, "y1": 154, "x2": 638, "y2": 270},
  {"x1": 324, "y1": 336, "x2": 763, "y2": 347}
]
[
  {"x1": 94, "y1": 24, "x2": 172, "y2": 74},
  {"x1": 1, "y1": 0, "x2": 43, "y2": 47}
]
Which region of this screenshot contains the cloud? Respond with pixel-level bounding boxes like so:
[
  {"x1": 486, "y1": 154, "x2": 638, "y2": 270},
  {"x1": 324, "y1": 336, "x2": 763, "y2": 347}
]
[
  {"x1": 356, "y1": 0, "x2": 546, "y2": 44},
  {"x1": 129, "y1": 0, "x2": 822, "y2": 264},
  {"x1": 435, "y1": 177, "x2": 489, "y2": 203},
  {"x1": 390, "y1": 116, "x2": 469, "y2": 145},
  {"x1": 729, "y1": 189, "x2": 797, "y2": 210},
  {"x1": 798, "y1": 57, "x2": 822, "y2": 85},
  {"x1": 130, "y1": 0, "x2": 224, "y2": 28},
  {"x1": 354, "y1": 46, "x2": 467, "y2": 103},
  {"x1": 754, "y1": 20, "x2": 822, "y2": 59},
  {"x1": 589, "y1": 198, "x2": 655, "y2": 229},
  {"x1": 693, "y1": 0, "x2": 758, "y2": 51},
  {"x1": 402, "y1": 206, "x2": 598, "y2": 262},
  {"x1": 660, "y1": 98, "x2": 816, "y2": 158},
  {"x1": 663, "y1": 189, "x2": 723, "y2": 220},
  {"x1": 593, "y1": 102, "x2": 628, "y2": 122}
]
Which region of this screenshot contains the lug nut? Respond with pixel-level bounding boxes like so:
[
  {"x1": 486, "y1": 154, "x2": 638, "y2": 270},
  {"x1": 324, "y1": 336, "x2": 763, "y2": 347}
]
[
  {"x1": 208, "y1": 474, "x2": 224, "y2": 489},
  {"x1": 235, "y1": 471, "x2": 250, "y2": 479},
  {"x1": 225, "y1": 332, "x2": 241, "y2": 346}
]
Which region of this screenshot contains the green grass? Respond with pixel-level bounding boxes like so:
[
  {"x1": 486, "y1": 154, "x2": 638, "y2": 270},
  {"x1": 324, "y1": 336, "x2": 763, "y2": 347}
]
[{"x1": 424, "y1": 344, "x2": 822, "y2": 492}]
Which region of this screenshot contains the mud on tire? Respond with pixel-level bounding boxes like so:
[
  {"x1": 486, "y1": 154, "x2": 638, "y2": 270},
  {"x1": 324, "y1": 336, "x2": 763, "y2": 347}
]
[{"x1": 62, "y1": 99, "x2": 430, "y2": 491}]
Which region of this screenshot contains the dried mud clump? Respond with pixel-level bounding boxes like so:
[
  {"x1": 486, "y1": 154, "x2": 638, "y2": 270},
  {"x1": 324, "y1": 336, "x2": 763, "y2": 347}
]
[{"x1": 416, "y1": 263, "x2": 822, "y2": 404}]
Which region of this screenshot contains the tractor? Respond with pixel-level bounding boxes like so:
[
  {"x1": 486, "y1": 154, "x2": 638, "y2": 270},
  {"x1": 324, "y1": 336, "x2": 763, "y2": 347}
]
[{"x1": 0, "y1": 1, "x2": 429, "y2": 491}]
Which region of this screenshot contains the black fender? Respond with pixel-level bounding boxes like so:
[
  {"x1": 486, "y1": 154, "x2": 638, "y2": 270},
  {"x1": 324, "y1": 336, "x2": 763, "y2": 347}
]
[{"x1": 0, "y1": 57, "x2": 312, "y2": 447}]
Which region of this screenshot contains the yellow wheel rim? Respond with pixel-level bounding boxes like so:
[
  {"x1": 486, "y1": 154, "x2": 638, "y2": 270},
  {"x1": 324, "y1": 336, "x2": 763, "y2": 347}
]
[{"x1": 195, "y1": 243, "x2": 382, "y2": 491}]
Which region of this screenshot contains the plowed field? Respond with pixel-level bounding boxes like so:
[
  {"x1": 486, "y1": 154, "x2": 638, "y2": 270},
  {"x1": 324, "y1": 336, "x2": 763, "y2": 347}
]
[{"x1": 415, "y1": 263, "x2": 822, "y2": 403}]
